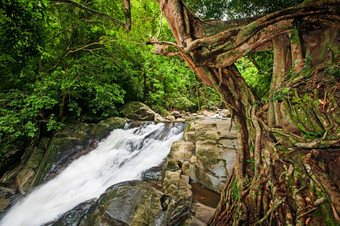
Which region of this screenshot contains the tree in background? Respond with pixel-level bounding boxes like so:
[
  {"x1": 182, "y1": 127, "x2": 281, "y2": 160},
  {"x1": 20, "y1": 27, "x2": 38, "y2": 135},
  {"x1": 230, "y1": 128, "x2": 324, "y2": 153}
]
[{"x1": 0, "y1": 0, "x2": 221, "y2": 153}]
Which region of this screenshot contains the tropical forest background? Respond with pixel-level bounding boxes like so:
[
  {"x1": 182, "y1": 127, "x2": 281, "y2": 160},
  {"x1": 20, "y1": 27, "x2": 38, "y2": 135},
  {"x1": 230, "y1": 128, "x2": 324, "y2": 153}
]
[{"x1": 0, "y1": 0, "x2": 302, "y2": 152}]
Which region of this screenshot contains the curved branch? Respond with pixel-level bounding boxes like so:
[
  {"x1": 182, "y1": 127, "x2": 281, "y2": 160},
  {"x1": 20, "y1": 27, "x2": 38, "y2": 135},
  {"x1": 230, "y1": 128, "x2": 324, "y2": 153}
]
[
  {"x1": 50, "y1": 0, "x2": 131, "y2": 32},
  {"x1": 185, "y1": 2, "x2": 339, "y2": 67}
]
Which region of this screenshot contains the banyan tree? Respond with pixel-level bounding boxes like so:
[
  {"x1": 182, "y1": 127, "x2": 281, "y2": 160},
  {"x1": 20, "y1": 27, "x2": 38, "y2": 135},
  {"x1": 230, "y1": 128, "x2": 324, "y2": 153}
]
[
  {"x1": 155, "y1": 0, "x2": 340, "y2": 225},
  {"x1": 55, "y1": 0, "x2": 340, "y2": 224}
]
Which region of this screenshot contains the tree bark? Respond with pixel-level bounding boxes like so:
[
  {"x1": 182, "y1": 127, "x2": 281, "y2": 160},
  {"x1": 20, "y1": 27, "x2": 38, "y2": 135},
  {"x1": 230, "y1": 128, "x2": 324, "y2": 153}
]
[{"x1": 156, "y1": 0, "x2": 340, "y2": 224}]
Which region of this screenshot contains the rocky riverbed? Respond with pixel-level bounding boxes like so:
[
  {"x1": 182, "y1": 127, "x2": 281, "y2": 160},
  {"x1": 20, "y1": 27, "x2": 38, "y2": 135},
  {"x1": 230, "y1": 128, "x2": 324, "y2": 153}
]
[{"x1": 0, "y1": 101, "x2": 237, "y2": 225}]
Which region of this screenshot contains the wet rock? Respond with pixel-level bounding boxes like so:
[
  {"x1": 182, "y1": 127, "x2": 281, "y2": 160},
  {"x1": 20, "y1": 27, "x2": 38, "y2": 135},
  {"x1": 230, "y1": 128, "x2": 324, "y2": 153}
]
[
  {"x1": 74, "y1": 178, "x2": 193, "y2": 226},
  {"x1": 175, "y1": 118, "x2": 186, "y2": 122},
  {"x1": 166, "y1": 115, "x2": 176, "y2": 122},
  {"x1": 89, "y1": 117, "x2": 127, "y2": 140},
  {"x1": 0, "y1": 166, "x2": 21, "y2": 185},
  {"x1": 78, "y1": 181, "x2": 168, "y2": 226},
  {"x1": 0, "y1": 184, "x2": 18, "y2": 213},
  {"x1": 190, "y1": 165, "x2": 215, "y2": 191},
  {"x1": 161, "y1": 167, "x2": 193, "y2": 225},
  {"x1": 15, "y1": 141, "x2": 46, "y2": 194},
  {"x1": 213, "y1": 109, "x2": 230, "y2": 118},
  {"x1": 202, "y1": 110, "x2": 216, "y2": 117},
  {"x1": 0, "y1": 140, "x2": 27, "y2": 178},
  {"x1": 34, "y1": 122, "x2": 93, "y2": 184},
  {"x1": 220, "y1": 109, "x2": 230, "y2": 117},
  {"x1": 0, "y1": 197, "x2": 10, "y2": 212},
  {"x1": 16, "y1": 168, "x2": 35, "y2": 194},
  {"x1": 192, "y1": 203, "x2": 215, "y2": 223},
  {"x1": 52, "y1": 199, "x2": 97, "y2": 226},
  {"x1": 171, "y1": 111, "x2": 182, "y2": 119},
  {"x1": 141, "y1": 165, "x2": 163, "y2": 184},
  {"x1": 154, "y1": 113, "x2": 165, "y2": 122},
  {"x1": 121, "y1": 101, "x2": 156, "y2": 121}
]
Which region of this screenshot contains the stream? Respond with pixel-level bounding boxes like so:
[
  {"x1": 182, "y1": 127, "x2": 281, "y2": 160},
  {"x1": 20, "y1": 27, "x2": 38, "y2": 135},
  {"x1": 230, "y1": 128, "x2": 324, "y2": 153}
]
[{"x1": 0, "y1": 122, "x2": 185, "y2": 226}]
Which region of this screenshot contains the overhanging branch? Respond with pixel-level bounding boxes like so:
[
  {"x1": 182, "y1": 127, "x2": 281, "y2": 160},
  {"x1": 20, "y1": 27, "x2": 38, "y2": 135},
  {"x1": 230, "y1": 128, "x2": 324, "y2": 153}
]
[{"x1": 50, "y1": 0, "x2": 131, "y2": 32}]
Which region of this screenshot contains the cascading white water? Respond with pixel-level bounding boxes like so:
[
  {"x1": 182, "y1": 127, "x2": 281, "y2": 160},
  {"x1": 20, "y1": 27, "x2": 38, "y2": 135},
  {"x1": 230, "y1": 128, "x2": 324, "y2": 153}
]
[{"x1": 0, "y1": 122, "x2": 185, "y2": 226}]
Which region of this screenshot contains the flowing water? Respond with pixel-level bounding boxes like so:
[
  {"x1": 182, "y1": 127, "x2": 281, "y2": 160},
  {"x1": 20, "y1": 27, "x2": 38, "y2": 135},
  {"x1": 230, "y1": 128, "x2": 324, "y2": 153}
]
[{"x1": 0, "y1": 122, "x2": 185, "y2": 226}]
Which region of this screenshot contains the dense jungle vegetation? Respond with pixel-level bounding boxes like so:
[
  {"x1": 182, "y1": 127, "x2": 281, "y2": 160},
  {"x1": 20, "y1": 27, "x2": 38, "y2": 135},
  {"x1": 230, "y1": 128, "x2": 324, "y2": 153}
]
[
  {"x1": 0, "y1": 0, "x2": 216, "y2": 148},
  {"x1": 0, "y1": 0, "x2": 280, "y2": 151}
]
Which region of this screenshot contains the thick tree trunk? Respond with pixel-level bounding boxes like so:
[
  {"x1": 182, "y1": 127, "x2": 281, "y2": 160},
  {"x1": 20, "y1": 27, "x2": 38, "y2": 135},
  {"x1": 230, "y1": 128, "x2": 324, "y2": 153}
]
[{"x1": 156, "y1": 0, "x2": 340, "y2": 224}]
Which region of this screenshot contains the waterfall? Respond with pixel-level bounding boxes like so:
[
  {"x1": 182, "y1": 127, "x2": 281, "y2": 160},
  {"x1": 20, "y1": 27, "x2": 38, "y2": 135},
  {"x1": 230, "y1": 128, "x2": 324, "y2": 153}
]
[{"x1": 0, "y1": 122, "x2": 185, "y2": 226}]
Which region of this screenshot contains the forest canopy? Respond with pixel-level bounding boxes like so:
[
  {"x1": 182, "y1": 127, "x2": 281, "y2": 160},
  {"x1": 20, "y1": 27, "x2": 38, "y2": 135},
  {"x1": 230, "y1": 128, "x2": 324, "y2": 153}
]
[
  {"x1": 0, "y1": 0, "x2": 225, "y2": 146},
  {"x1": 0, "y1": 0, "x2": 293, "y2": 147}
]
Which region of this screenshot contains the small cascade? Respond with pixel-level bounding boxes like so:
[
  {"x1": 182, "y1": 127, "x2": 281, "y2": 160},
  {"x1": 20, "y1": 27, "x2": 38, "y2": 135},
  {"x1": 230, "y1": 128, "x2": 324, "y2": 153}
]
[{"x1": 0, "y1": 122, "x2": 185, "y2": 226}]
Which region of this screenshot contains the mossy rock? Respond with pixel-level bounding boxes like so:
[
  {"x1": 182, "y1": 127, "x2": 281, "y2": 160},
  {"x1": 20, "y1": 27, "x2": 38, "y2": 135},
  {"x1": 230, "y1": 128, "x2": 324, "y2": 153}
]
[
  {"x1": 25, "y1": 146, "x2": 45, "y2": 170},
  {"x1": 0, "y1": 197, "x2": 10, "y2": 212},
  {"x1": 52, "y1": 198, "x2": 97, "y2": 226},
  {"x1": 167, "y1": 141, "x2": 195, "y2": 161},
  {"x1": 121, "y1": 101, "x2": 156, "y2": 121},
  {"x1": 0, "y1": 140, "x2": 27, "y2": 177},
  {"x1": 195, "y1": 140, "x2": 219, "y2": 170},
  {"x1": 33, "y1": 122, "x2": 92, "y2": 185},
  {"x1": 54, "y1": 123, "x2": 92, "y2": 140},
  {"x1": 16, "y1": 168, "x2": 35, "y2": 194},
  {"x1": 79, "y1": 181, "x2": 166, "y2": 226},
  {"x1": 89, "y1": 117, "x2": 127, "y2": 140}
]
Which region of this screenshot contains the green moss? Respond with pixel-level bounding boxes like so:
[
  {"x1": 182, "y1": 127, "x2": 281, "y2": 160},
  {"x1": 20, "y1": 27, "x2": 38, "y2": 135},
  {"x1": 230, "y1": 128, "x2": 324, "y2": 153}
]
[
  {"x1": 90, "y1": 117, "x2": 127, "y2": 140},
  {"x1": 222, "y1": 42, "x2": 235, "y2": 51},
  {"x1": 239, "y1": 22, "x2": 258, "y2": 39},
  {"x1": 290, "y1": 28, "x2": 300, "y2": 45},
  {"x1": 121, "y1": 101, "x2": 155, "y2": 121},
  {"x1": 165, "y1": 159, "x2": 180, "y2": 172},
  {"x1": 313, "y1": 202, "x2": 338, "y2": 225}
]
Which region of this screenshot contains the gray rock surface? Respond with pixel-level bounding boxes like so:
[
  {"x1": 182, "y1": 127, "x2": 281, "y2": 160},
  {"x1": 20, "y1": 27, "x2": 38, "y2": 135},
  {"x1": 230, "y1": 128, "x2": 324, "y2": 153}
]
[
  {"x1": 121, "y1": 101, "x2": 157, "y2": 121},
  {"x1": 50, "y1": 180, "x2": 191, "y2": 226},
  {"x1": 163, "y1": 117, "x2": 238, "y2": 193}
]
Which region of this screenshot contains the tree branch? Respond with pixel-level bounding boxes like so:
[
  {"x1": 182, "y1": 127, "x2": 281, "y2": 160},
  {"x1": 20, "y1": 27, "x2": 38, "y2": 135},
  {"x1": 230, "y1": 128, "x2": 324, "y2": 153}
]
[
  {"x1": 64, "y1": 42, "x2": 103, "y2": 56},
  {"x1": 50, "y1": 0, "x2": 131, "y2": 32}
]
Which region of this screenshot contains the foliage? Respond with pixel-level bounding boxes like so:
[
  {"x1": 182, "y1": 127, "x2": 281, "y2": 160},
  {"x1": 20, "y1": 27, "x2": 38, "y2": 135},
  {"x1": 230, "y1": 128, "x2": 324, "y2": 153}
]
[
  {"x1": 0, "y1": 0, "x2": 221, "y2": 148},
  {"x1": 235, "y1": 52, "x2": 273, "y2": 99},
  {"x1": 224, "y1": 0, "x2": 303, "y2": 19},
  {"x1": 186, "y1": 0, "x2": 228, "y2": 20},
  {"x1": 186, "y1": 0, "x2": 303, "y2": 20},
  {"x1": 0, "y1": 0, "x2": 46, "y2": 81},
  {"x1": 144, "y1": 54, "x2": 195, "y2": 113},
  {"x1": 0, "y1": 0, "x2": 49, "y2": 143}
]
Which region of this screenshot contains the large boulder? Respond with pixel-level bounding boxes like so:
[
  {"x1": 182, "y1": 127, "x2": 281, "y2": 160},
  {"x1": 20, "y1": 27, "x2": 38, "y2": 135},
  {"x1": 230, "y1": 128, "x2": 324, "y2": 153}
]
[
  {"x1": 163, "y1": 117, "x2": 238, "y2": 193},
  {"x1": 76, "y1": 181, "x2": 175, "y2": 226},
  {"x1": 33, "y1": 122, "x2": 93, "y2": 185},
  {"x1": 52, "y1": 198, "x2": 97, "y2": 226},
  {"x1": 52, "y1": 179, "x2": 194, "y2": 226},
  {"x1": 89, "y1": 117, "x2": 127, "y2": 140},
  {"x1": 35, "y1": 117, "x2": 127, "y2": 185},
  {"x1": 121, "y1": 101, "x2": 156, "y2": 121},
  {"x1": 0, "y1": 140, "x2": 28, "y2": 179}
]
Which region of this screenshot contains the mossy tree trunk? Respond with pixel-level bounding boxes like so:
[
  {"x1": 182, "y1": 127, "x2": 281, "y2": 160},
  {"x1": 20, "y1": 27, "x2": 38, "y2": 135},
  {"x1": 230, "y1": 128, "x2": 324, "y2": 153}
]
[{"x1": 155, "y1": 0, "x2": 340, "y2": 224}]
